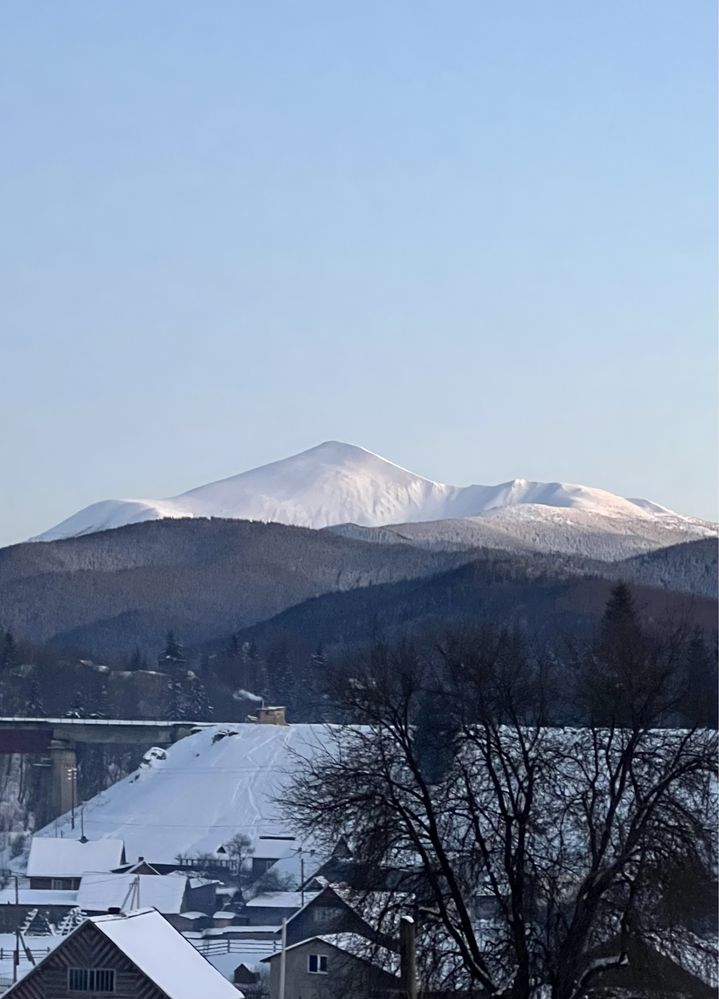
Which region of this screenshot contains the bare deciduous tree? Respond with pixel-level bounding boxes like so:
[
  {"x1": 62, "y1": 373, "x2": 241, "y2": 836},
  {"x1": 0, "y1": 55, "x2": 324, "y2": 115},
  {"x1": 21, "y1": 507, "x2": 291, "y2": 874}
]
[{"x1": 284, "y1": 603, "x2": 716, "y2": 999}]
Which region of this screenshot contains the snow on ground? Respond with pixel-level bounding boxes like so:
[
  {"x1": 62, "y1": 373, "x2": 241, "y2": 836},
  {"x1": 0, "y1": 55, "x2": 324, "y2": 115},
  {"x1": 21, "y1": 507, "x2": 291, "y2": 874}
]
[
  {"x1": 0, "y1": 934, "x2": 60, "y2": 992},
  {"x1": 33, "y1": 440, "x2": 714, "y2": 544},
  {"x1": 28, "y1": 724, "x2": 334, "y2": 866}
]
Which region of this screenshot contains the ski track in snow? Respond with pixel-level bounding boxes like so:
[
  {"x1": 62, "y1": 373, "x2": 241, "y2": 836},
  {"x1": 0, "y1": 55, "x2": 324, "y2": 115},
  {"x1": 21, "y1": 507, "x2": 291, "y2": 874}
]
[{"x1": 28, "y1": 724, "x2": 331, "y2": 866}]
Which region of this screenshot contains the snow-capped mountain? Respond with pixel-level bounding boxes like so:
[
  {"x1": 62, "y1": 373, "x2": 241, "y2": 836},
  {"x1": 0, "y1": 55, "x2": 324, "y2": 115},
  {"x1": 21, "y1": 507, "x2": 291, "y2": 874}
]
[{"x1": 32, "y1": 441, "x2": 715, "y2": 558}]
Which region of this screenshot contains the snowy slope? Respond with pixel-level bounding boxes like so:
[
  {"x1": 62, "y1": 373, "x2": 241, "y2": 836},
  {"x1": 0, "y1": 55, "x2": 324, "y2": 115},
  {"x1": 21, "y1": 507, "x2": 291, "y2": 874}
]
[
  {"x1": 28, "y1": 724, "x2": 334, "y2": 866},
  {"x1": 330, "y1": 504, "x2": 716, "y2": 560},
  {"x1": 32, "y1": 442, "x2": 715, "y2": 552}
]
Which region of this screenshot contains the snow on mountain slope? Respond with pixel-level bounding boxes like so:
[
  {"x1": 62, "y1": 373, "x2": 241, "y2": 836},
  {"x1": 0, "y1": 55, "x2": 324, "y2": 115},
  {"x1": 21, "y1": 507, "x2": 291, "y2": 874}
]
[
  {"x1": 29, "y1": 724, "x2": 333, "y2": 865},
  {"x1": 331, "y1": 505, "x2": 716, "y2": 561},
  {"x1": 32, "y1": 441, "x2": 715, "y2": 556}
]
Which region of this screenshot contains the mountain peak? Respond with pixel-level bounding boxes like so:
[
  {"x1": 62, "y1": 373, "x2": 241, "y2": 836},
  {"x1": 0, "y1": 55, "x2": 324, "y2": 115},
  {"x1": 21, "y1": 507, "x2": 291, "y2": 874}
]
[{"x1": 30, "y1": 442, "x2": 713, "y2": 547}]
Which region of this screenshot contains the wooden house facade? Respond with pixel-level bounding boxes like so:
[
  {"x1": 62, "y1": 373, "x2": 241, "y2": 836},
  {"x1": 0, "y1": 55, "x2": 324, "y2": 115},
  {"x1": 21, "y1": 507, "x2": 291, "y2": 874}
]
[{"x1": 3, "y1": 908, "x2": 241, "y2": 999}]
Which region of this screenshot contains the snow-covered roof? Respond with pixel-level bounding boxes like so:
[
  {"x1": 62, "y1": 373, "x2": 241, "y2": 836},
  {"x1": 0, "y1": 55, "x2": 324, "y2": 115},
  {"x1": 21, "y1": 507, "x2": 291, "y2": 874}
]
[
  {"x1": 262, "y1": 933, "x2": 400, "y2": 975},
  {"x1": 78, "y1": 873, "x2": 187, "y2": 914},
  {"x1": 92, "y1": 909, "x2": 242, "y2": 998},
  {"x1": 4, "y1": 909, "x2": 241, "y2": 999},
  {"x1": 0, "y1": 888, "x2": 78, "y2": 906},
  {"x1": 246, "y1": 891, "x2": 317, "y2": 908},
  {"x1": 27, "y1": 837, "x2": 125, "y2": 878},
  {"x1": 252, "y1": 838, "x2": 297, "y2": 860}
]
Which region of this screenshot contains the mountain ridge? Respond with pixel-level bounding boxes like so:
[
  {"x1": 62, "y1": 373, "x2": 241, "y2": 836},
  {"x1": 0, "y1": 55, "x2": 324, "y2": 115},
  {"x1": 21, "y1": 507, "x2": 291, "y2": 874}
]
[{"x1": 32, "y1": 442, "x2": 715, "y2": 557}]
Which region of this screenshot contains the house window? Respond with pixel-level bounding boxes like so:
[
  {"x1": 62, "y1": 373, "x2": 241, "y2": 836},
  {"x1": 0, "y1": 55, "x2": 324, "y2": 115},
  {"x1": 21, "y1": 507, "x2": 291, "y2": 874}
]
[
  {"x1": 68, "y1": 968, "x2": 116, "y2": 992},
  {"x1": 307, "y1": 954, "x2": 328, "y2": 974},
  {"x1": 313, "y1": 906, "x2": 339, "y2": 924}
]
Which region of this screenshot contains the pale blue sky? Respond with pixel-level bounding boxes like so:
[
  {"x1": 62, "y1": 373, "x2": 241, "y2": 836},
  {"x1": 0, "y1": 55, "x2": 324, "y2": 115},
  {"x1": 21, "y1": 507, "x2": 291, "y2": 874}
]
[{"x1": 1, "y1": 1, "x2": 716, "y2": 546}]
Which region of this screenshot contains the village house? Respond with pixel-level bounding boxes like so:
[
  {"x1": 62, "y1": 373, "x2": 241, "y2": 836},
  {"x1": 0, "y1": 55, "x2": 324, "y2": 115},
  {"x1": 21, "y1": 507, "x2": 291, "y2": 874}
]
[
  {"x1": 26, "y1": 838, "x2": 126, "y2": 891},
  {"x1": 262, "y1": 933, "x2": 400, "y2": 999},
  {"x1": 285, "y1": 885, "x2": 400, "y2": 949},
  {"x1": 75, "y1": 870, "x2": 218, "y2": 928},
  {"x1": 243, "y1": 891, "x2": 317, "y2": 927},
  {"x1": 250, "y1": 836, "x2": 298, "y2": 879},
  {"x1": 2, "y1": 907, "x2": 243, "y2": 999}
]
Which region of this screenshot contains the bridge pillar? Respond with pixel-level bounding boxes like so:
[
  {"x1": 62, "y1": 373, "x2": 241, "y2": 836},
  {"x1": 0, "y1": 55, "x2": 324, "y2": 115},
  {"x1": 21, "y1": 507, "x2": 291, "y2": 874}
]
[{"x1": 49, "y1": 740, "x2": 77, "y2": 821}]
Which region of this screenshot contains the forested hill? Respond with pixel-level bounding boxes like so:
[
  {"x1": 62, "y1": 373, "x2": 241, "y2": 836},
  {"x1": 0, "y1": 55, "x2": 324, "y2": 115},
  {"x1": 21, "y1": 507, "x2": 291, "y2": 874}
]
[
  {"x1": 0, "y1": 517, "x2": 474, "y2": 658},
  {"x1": 222, "y1": 557, "x2": 716, "y2": 674},
  {"x1": 1, "y1": 518, "x2": 715, "y2": 664}
]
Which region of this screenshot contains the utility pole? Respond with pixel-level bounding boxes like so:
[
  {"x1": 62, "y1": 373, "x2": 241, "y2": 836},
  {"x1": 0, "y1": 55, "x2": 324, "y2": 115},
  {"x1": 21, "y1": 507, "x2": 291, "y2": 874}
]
[
  {"x1": 66, "y1": 765, "x2": 78, "y2": 830},
  {"x1": 13, "y1": 927, "x2": 18, "y2": 984},
  {"x1": 79, "y1": 803, "x2": 87, "y2": 843},
  {"x1": 298, "y1": 846, "x2": 315, "y2": 907},
  {"x1": 11, "y1": 873, "x2": 20, "y2": 982},
  {"x1": 400, "y1": 915, "x2": 417, "y2": 999},
  {"x1": 278, "y1": 918, "x2": 287, "y2": 999},
  {"x1": 300, "y1": 851, "x2": 304, "y2": 907}
]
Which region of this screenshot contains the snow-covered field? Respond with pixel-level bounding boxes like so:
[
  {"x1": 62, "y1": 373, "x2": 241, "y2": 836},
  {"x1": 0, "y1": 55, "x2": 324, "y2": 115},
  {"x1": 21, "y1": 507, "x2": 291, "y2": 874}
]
[
  {"x1": 26, "y1": 725, "x2": 334, "y2": 866},
  {"x1": 33, "y1": 442, "x2": 715, "y2": 556}
]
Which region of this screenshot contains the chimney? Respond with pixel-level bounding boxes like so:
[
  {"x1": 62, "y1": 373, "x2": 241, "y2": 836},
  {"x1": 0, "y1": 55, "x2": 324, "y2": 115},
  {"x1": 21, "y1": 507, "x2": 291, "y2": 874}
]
[{"x1": 254, "y1": 706, "x2": 287, "y2": 726}]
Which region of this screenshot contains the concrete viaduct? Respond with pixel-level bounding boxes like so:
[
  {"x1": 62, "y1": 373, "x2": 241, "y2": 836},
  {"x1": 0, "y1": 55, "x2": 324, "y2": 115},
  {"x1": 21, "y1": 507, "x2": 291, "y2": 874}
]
[{"x1": 0, "y1": 717, "x2": 210, "y2": 823}]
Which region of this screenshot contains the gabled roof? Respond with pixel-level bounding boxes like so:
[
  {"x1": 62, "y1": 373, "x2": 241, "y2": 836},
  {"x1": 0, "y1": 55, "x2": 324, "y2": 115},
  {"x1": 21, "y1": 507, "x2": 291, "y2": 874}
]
[
  {"x1": 114, "y1": 859, "x2": 162, "y2": 875},
  {"x1": 78, "y1": 872, "x2": 188, "y2": 914},
  {"x1": 3, "y1": 909, "x2": 242, "y2": 999},
  {"x1": 94, "y1": 909, "x2": 242, "y2": 998},
  {"x1": 27, "y1": 837, "x2": 125, "y2": 878},
  {"x1": 261, "y1": 933, "x2": 400, "y2": 975},
  {"x1": 251, "y1": 837, "x2": 297, "y2": 860}
]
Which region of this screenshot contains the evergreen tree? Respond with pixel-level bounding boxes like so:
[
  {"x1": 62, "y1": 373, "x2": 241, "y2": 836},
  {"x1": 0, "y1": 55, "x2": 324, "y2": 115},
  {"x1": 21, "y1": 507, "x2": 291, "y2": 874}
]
[
  {"x1": 92, "y1": 677, "x2": 110, "y2": 719},
  {"x1": 158, "y1": 631, "x2": 186, "y2": 671},
  {"x1": 187, "y1": 673, "x2": 214, "y2": 721},
  {"x1": 128, "y1": 646, "x2": 144, "y2": 671},
  {"x1": 599, "y1": 581, "x2": 639, "y2": 654},
  {"x1": 65, "y1": 689, "x2": 86, "y2": 719},
  {"x1": 166, "y1": 673, "x2": 188, "y2": 720},
  {"x1": 684, "y1": 629, "x2": 718, "y2": 728},
  {"x1": 24, "y1": 680, "x2": 46, "y2": 717},
  {"x1": 0, "y1": 631, "x2": 17, "y2": 671}
]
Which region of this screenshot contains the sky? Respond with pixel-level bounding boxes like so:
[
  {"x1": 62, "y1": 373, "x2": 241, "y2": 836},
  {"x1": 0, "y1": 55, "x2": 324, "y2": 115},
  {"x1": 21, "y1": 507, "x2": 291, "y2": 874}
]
[{"x1": 1, "y1": 1, "x2": 716, "y2": 546}]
